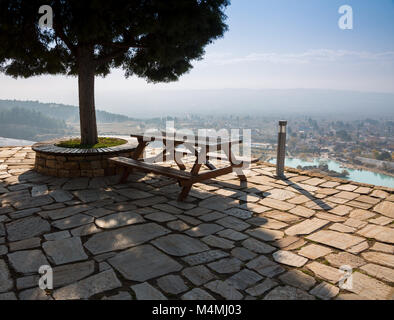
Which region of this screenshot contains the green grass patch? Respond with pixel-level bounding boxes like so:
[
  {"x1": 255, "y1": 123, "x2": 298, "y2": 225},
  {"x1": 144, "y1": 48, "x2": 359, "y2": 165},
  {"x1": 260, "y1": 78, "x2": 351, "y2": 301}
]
[{"x1": 56, "y1": 137, "x2": 127, "y2": 149}]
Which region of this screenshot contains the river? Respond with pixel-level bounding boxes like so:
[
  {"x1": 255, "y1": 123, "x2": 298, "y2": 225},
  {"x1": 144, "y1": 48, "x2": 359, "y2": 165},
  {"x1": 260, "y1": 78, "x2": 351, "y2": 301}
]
[{"x1": 268, "y1": 157, "x2": 394, "y2": 188}]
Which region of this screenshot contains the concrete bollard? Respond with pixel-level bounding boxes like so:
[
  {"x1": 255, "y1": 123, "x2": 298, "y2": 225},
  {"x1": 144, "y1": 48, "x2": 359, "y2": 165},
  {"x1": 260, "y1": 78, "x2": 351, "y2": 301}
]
[{"x1": 276, "y1": 120, "x2": 287, "y2": 178}]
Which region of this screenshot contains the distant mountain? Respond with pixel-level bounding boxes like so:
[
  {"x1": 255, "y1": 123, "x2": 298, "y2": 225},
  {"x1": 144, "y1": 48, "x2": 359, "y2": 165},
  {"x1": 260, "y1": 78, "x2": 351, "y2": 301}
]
[
  {"x1": 0, "y1": 99, "x2": 134, "y2": 123},
  {"x1": 108, "y1": 88, "x2": 394, "y2": 119}
]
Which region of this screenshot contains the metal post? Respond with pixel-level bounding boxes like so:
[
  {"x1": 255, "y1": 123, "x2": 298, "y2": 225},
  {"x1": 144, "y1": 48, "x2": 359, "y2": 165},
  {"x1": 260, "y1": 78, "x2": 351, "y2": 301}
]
[{"x1": 276, "y1": 120, "x2": 287, "y2": 178}]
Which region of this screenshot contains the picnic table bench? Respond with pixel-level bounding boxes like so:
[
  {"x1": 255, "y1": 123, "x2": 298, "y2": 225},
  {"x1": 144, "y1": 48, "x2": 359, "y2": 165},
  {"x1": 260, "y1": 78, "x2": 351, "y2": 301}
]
[{"x1": 109, "y1": 132, "x2": 248, "y2": 201}]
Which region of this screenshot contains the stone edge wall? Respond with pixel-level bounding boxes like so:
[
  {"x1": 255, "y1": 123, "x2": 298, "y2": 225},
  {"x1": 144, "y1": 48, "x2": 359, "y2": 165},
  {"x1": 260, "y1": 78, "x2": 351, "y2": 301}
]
[{"x1": 34, "y1": 150, "x2": 135, "y2": 178}]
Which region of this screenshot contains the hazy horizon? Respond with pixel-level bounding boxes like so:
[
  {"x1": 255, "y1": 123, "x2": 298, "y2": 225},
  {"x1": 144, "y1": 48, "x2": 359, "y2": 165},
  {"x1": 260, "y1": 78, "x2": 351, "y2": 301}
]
[{"x1": 1, "y1": 0, "x2": 393, "y2": 118}]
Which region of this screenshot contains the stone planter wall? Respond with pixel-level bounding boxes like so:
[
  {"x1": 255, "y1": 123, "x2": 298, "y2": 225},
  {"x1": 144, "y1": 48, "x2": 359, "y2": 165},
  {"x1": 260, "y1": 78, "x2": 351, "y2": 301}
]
[{"x1": 32, "y1": 138, "x2": 136, "y2": 178}]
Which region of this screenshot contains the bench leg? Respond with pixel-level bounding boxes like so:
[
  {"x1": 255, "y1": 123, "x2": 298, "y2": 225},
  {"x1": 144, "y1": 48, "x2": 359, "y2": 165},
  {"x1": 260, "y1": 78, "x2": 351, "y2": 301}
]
[{"x1": 178, "y1": 184, "x2": 192, "y2": 201}]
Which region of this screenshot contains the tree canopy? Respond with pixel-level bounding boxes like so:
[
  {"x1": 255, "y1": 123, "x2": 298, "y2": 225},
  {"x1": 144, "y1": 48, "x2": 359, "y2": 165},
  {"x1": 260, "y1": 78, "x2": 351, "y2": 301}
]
[{"x1": 0, "y1": 0, "x2": 230, "y2": 144}]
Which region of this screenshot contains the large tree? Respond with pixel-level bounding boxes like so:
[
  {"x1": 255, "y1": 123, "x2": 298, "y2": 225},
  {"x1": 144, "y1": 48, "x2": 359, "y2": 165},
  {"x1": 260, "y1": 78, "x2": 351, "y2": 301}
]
[{"x1": 0, "y1": 0, "x2": 229, "y2": 145}]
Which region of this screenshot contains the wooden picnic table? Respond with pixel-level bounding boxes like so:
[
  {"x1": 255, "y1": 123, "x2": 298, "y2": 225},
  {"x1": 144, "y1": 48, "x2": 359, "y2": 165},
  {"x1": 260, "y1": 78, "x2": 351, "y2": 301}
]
[{"x1": 109, "y1": 132, "x2": 248, "y2": 201}]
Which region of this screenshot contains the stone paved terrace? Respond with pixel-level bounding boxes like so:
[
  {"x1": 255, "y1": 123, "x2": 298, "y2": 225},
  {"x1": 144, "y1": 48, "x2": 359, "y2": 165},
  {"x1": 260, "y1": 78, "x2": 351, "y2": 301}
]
[{"x1": 0, "y1": 146, "x2": 393, "y2": 300}]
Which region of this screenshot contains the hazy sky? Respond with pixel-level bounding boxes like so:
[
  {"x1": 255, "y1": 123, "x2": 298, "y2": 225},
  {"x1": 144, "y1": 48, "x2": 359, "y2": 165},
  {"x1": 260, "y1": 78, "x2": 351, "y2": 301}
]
[{"x1": 1, "y1": 0, "x2": 393, "y2": 114}]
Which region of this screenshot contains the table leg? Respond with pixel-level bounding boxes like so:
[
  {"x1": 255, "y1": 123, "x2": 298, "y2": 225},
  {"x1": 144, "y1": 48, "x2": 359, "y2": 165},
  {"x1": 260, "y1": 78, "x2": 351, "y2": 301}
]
[{"x1": 224, "y1": 147, "x2": 247, "y2": 182}]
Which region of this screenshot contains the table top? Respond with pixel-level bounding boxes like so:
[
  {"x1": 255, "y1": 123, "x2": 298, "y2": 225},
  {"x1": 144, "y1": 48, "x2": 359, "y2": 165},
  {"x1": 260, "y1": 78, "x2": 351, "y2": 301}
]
[{"x1": 130, "y1": 132, "x2": 243, "y2": 147}]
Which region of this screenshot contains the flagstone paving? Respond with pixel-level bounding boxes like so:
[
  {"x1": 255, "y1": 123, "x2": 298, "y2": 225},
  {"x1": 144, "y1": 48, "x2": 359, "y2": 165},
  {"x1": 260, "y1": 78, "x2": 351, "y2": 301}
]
[{"x1": 0, "y1": 146, "x2": 393, "y2": 300}]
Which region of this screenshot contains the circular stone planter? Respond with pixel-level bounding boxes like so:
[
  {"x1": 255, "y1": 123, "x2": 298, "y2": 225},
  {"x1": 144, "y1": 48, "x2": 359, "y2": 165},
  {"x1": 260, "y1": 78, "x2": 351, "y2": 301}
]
[{"x1": 32, "y1": 137, "x2": 137, "y2": 178}]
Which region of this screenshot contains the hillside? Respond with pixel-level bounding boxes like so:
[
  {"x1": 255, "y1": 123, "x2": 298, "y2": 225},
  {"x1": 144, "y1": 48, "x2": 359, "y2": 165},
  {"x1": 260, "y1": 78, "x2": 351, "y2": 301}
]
[{"x1": 0, "y1": 100, "x2": 133, "y2": 123}]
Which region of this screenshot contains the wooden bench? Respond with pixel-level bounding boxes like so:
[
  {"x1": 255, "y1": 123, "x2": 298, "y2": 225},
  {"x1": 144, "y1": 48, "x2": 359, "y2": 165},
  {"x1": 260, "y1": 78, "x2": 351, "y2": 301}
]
[{"x1": 110, "y1": 133, "x2": 248, "y2": 201}]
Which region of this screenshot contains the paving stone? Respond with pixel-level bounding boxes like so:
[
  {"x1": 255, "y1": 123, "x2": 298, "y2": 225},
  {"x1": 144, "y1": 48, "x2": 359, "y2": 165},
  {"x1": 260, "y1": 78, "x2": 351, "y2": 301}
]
[
  {"x1": 247, "y1": 217, "x2": 288, "y2": 229},
  {"x1": 84, "y1": 222, "x2": 170, "y2": 255},
  {"x1": 246, "y1": 227, "x2": 284, "y2": 242},
  {"x1": 329, "y1": 223, "x2": 356, "y2": 233},
  {"x1": 145, "y1": 211, "x2": 176, "y2": 223},
  {"x1": 184, "y1": 207, "x2": 212, "y2": 217},
  {"x1": 245, "y1": 278, "x2": 278, "y2": 297},
  {"x1": 52, "y1": 260, "x2": 95, "y2": 288},
  {"x1": 217, "y1": 229, "x2": 249, "y2": 241},
  {"x1": 361, "y1": 251, "x2": 394, "y2": 268},
  {"x1": 278, "y1": 270, "x2": 316, "y2": 291},
  {"x1": 368, "y1": 216, "x2": 393, "y2": 226},
  {"x1": 266, "y1": 188, "x2": 296, "y2": 201},
  {"x1": 95, "y1": 211, "x2": 145, "y2": 229},
  {"x1": 325, "y1": 252, "x2": 366, "y2": 268},
  {"x1": 306, "y1": 262, "x2": 343, "y2": 283},
  {"x1": 102, "y1": 291, "x2": 132, "y2": 300},
  {"x1": 335, "y1": 293, "x2": 369, "y2": 300},
  {"x1": 84, "y1": 207, "x2": 113, "y2": 218},
  {"x1": 231, "y1": 247, "x2": 257, "y2": 261},
  {"x1": 205, "y1": 280, "x2": 243, "y2": 300},
  {"x1": 306, "y1": 230, "x2": 365, "y2": 250},
  {"x1": 272, "y1": 250, "x2": 308, "y2": 267},
  {"x1": 183, "y1": 250, "x2": 229, "y2": 266},
  {"x1": 108, "y1": 244, "x2": 182, "y2": 281},
  {"x1": 246, "y1": 256, "x2": 285, "y2": 278},
  {"x1": 157, "y1": 275, "x2": 188, "y2": 295},
  {"x1": 8, "y1": 208, "x2": 41, "y2": 220},
  {"x1": 178, "y1": 215, "x2": 201, "y2": 226},
  {"x1": 166, "y1": 220, "x2": 190, "y2": 231},
  {"x1": 199, "y1": 196, "x2": 238, "y2": 212},
  {"x1": 207, "y1": 258, "x2": 243, "y2": 274},
  {"x1": 16, "y1": 274, "x2": 39, "y2": 290},
  {"x1": 53, "y1": 269, "x2": 122, "y2": 300},
  {"x1": 0, "y1": 259, "x2": 13, "y2": 293},
  {"x1": 315, "y1": 212, "x2": 346, "y2": 222},
  {"x1": 186, "y1": 223, "x2": 224, "y2": 237},
  {"x1": 373, "y1": 201, "x2": 394, "y2": 218},
  {"x1": 202, "y1": 235, "x2": 234, "y2": 249},
  {"x1": 131, "y1": 282, "x2": 167, "y2": 300},
  {"x1": 7, "y1": 249, "x2": 49, "y2": 274},
  {"x1": 264, "y1": 285, "x2": 315, "y2": 300},
  {"x1": 329, "y1": 205, "x2": 352, "y2": 216},
  {"x1": 216, "y1": 217, "x2": 250, "y2": 231},
  {"x1": 346, "y1": 272, "x2": 394, "y2": 300},
  {"x1": 285, "y1": 218, "x2": 330, "y2": 236},
  {"x1": 13, "y1": 195, "x2": 54, "y2": 210},
  {"x1": 181, "y1": 288, "x2": 215, "y2": 300},
  {"x1": 370, "y1": 242, "x2": 394, "y2": 254},
  {"x1": 0, "y1": 292, "x2": 17, "y2": 300},
  {"x1": 344, "y1": 218, "x2": 368, "y2": 229},
  {"x1": 271, "y1": 236, "x2": 301, "y2": 249},
  {"x1": 0, "y1": 245, "x2": 7, "y2": 255},
  {"x1": 259, "y1": 198, "x2": 295, "y2": 211},
  {"x1": 309, "y1": 282, "x2": 339, "y2": 300},
  {"x1": 357, "y1": 224, "x2": 394, "y2": 244},
  {"x1": 43, "y1": 237, "x2": 88, "y2": 265},
  {"x1": 63, "y1": 178, "x2": 90, "y2": 191},
  {"x1": 19, "y1": 288, "x2": 52, "y2": 300},
  {"x1": 200, "y1": 212, "x2": 226, "y2": 222},
  {"x1": 46, "y1": 205, "x2": 91, "y2": 220},
  {"x1": 298, "y1": 244, "x2": 333, "y2": 259},
  {"x1": 6, "y1": 216, "x2": 50, "y2": 241},
  {"x1": 44, "y1": 231, "x2": 71, "y2": 241},
  {"x1": 49, "y1": 190, "x2": 73, "y2": 202},
  {"x1": 182, "y1": 265, "x2": 215, "y2": 286},
  {"x1": 224, "y1": 208, "x2": 253, "y2": 220},
  {"x1": 347, "y1": 241, "x2": 369, "y2": 254},
  {"x1": 152, "y1": 203, "x2": 183, "y2": 214},
  {"x1": 132, "y1": 196, "x2": 169, "y2": 207},
  {"x1": 242, "y1": 238, "x2": 276, "y2": 254},
  {"x1": 31, "y1": 185, "x2": 48, "y2": 197},
  {"x1": 226, "y1": 269, "x2": 263, "y2": 290},
  {"x1": 167, "y1": 200, "x2": 196, "y2": 210},
  {"x1": 9, "y1": 237, "x2": 41, "y2": 252},
  {"x1": 289, "y1": 206, "x2": 315, "y2": 218},
  {"x1": 152, "y1": 234, "x2": 209, "y2": 256},
  {"x1": 52, "y1": 214, "x2": 94, "y2": 230},
  {"x1": 349, "y1": 209, "x2": 376, "y2": 220},
  {"x1": 263, "y1": 210, "x2": 301, "y2": 223},
  {"x1": 71, "y1": 223, "x2": 101, "y2": 237},
  {"x1": 360, "y1": 263, "x2": 394, "y2": 283}
]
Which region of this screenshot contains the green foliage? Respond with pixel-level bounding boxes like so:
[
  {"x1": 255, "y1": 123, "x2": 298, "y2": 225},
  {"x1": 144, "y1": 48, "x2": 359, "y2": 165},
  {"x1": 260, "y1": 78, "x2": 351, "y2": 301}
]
[
  {"x1": 0, "y1": 0, "x2": 230, "y2": 81},
  {"x1": 0, "y1": 99, "x2": 132, "y2": 123},
  {"x1": 0, "y1": 107, "x2": 67, "y2": 129},
  {"x1": 57, "y1": 137, "x2": 127, "y2": 149},
  {"x1": 375, "y1": 151, "x2": 392, "y2": 161}
]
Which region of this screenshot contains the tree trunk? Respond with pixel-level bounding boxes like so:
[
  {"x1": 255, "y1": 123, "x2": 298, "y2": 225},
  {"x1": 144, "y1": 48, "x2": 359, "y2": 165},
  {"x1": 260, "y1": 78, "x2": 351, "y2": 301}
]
[{"x1": 78, "y1": 46, "x2": 98, "y2": 145}]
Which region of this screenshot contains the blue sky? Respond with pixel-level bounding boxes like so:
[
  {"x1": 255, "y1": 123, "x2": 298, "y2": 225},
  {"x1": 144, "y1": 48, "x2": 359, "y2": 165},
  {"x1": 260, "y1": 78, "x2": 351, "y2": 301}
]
[{"x1": 0, "y1": 0, "x2": 393, "y2": 111}]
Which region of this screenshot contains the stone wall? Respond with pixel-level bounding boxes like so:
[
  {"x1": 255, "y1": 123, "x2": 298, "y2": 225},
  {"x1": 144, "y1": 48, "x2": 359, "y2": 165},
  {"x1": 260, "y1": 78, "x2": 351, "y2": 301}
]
[{"x1": 32, "y1": 138, "x2": 137, "y2": 178}]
